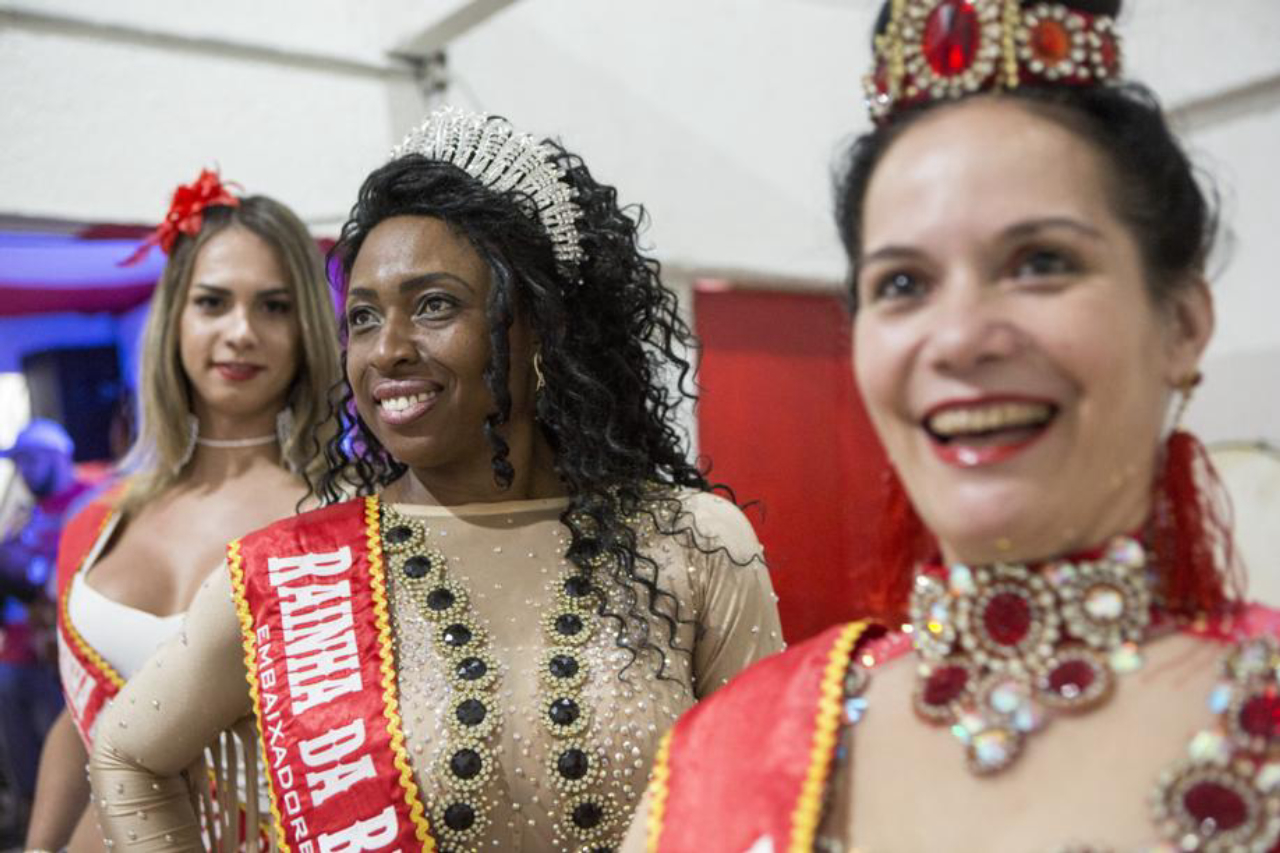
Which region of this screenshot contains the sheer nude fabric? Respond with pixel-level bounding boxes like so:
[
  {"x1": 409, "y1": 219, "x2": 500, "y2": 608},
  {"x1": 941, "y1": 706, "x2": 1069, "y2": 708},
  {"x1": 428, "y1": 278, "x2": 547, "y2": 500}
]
[{"x1": 89, "y1": 490, "x2": 783, "y2": 851}]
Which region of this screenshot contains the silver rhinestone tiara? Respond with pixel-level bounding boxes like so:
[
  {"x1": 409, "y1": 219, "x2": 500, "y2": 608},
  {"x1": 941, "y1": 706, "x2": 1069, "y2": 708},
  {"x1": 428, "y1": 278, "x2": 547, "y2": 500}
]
[{"x1": 391, "y1": 106, "x2": 586, "y2": 274}]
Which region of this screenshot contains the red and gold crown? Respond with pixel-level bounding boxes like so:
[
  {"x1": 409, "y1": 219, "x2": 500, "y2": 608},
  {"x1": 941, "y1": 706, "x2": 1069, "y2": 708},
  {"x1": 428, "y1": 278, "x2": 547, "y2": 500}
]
[{"x1": 864, "y1": 0, "x2": 1122, "y2": 123}]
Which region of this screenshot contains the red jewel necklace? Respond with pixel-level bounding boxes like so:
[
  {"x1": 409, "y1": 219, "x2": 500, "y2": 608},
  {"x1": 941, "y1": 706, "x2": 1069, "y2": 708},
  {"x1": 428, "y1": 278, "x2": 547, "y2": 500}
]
[
  {"x1": 835, "y1": 542, "x2": 1280, "y2": 848},
  {"x1": 906, "y1": 535, "x2": 1155, "y2": 774}
]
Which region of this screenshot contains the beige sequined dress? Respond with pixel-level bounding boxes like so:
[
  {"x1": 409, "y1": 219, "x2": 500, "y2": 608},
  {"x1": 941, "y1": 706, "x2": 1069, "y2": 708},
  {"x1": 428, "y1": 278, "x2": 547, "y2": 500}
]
[{"x1": 89, "y1": 489, "x2": 783, "y2": 851}]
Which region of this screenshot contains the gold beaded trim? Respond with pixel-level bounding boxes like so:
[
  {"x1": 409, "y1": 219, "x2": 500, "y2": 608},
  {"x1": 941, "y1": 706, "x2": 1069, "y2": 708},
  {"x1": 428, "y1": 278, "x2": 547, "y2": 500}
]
[
  {"x1": 789, "y1": 621, "x2": 874, "y2": 853},
  {"x1": 539, "y1": 562, "x2": 615, "y2": 846},
  {"x1": 644, "y1": 729, "x2": 674, "y2": 853},
  {"x1": 228, "y1": 538, "x2": 293, "y2": 853},
  {"x1": 381, "y1": 502, "x2": 500, "y2": 848},
  {"x1": 363, "y1": 497, "x2": 435, "y2": 848},
  {"x1": 60, "y1": 506, "x2": 127, "y2": 690}
]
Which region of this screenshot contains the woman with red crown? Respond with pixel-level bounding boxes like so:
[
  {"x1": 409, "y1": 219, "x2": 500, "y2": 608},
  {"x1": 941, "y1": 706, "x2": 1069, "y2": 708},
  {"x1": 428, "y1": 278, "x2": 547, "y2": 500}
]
[
  {"x1": 622, "y1": 1, "x2": 1279, "y2": 850},
  {"x1": 24, "y1": 171, "x2": 342, "y2": 852},
  {"x1": 84, "y1": 110, "x2": 782, "y2": 852}
]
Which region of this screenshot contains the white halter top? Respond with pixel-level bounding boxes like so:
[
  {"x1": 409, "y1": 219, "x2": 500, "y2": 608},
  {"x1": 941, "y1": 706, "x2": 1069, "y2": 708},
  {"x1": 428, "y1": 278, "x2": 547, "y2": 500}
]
[{"x1": 65, "y1": 513, "x2": 184, "y2": 679}]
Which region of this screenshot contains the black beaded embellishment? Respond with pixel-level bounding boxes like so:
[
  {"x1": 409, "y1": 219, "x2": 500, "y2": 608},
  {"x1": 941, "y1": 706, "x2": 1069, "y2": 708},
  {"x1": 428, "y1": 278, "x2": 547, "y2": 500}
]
[
  {"x1": 381, "y1": 502, "x2": 495, "y2": 844},
  {"x1": 539, "y1": 562, "x2": 616, "y2": 844},
  {"x1": 382, "y1": 500, "x2": 624, "y2": 847}
]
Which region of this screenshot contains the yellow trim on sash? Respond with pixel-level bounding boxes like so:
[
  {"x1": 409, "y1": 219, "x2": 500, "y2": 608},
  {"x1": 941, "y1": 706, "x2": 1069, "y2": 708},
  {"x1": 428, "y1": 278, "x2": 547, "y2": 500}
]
[
  {"x1": 228, "y1": 538, "x2": 292, "y2": 853},
  {"x1": 60, "y1": 507, "x2": 125, "y2": 690},
  {"x1": 365, "y1": 496, "x2": 435, "y2": 848},
  {"x1": 788, "y1": 621, "x2": 870, "y2": 853},
  {"x1": 644, "y1": 728, "x2": 673, "y2": 853}
]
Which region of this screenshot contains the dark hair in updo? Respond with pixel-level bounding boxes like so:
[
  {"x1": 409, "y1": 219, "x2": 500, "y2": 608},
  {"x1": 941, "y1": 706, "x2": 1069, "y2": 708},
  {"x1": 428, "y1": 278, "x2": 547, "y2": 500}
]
[
  {"x1": 836, "y1": 0, "x2": 1233, "y2": 626},
  {"x1": 315, "y1": 127, "x2": 739, "y2": 678},
  {"x1": 837, "y1": 0, "x2": 1218, "y2": 310}
]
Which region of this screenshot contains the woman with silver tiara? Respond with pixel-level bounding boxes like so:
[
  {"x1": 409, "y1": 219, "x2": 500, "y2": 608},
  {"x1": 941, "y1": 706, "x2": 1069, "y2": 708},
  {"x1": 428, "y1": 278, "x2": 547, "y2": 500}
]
[
  {"x1": 87, "y1": 109, "x2": 783, "y2": 852},
  {"x1": 623, "y1": 1, "x2": 1278, "y2": 850}
]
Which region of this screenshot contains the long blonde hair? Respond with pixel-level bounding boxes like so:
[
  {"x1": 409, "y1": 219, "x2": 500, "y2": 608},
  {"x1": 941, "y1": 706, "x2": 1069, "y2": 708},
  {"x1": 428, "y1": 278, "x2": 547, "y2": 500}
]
[{"x1": 120, "y1": 197, "x2": 341, "y2": 514}]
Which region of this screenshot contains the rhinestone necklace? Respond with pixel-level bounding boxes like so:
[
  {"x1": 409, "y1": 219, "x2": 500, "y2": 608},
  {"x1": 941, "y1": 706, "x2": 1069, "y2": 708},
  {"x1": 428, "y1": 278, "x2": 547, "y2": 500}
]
[
  {"x1": 380, "y1": 501, "x2": 621, "y2": 849},
  {"x1": 1151, "y1": 635, "x2": 1280, "y2": 849},
  {"x1": 832, "y1": 539, "x2": 1280, "y2": 850},
  {"x1": 903, "y1": 535, "x2": 1157, "y2": 774}
]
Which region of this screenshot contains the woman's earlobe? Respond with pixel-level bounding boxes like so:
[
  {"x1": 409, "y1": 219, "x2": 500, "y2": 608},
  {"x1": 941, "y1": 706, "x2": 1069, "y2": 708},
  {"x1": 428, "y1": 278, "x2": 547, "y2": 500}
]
[{"x1": 1165, "y1": 278, "x2": 1214, "y2": 383}]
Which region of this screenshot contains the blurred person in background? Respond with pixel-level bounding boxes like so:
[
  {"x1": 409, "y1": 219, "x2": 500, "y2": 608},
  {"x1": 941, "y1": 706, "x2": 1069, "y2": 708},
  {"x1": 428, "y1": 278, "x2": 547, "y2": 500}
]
[
  {"x1": 23, "y1": 169, "x2": 341, "y2": 853},
  {"x1": 0, "y1": 419, "x2": 96, "y2": 845}
]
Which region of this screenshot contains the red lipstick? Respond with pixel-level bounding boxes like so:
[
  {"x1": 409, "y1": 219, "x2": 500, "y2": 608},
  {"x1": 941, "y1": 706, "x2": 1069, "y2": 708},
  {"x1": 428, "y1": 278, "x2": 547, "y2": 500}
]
[
  {"x1": 922, "y1": 395, "x2": 1057, "y2": 469},
  {"x1": 214, "y1": 363, "x2": 264, "y2": 382}
]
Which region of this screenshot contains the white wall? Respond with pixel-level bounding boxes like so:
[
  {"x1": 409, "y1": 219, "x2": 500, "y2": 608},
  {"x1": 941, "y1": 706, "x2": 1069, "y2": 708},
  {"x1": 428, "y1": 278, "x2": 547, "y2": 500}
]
[
  {"x1": 443, "y1": 0, "x2": 1280, "y2": 445},
  {"x1": 2, "y1": 0, "x2": 1277, "y2": 443},
  {"x1": 0, "y1": 0, "x2": 440, "y2": 230}
]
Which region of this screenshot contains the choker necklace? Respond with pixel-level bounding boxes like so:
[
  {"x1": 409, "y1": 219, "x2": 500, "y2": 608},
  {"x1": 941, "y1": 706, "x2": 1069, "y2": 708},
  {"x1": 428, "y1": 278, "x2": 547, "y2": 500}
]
[
  {"x1": 195, "y1": 433, "x2": 277, "y2": 449},
  {"x1": 904, "y1": 535, "x2": 1156, "y2": 775}
]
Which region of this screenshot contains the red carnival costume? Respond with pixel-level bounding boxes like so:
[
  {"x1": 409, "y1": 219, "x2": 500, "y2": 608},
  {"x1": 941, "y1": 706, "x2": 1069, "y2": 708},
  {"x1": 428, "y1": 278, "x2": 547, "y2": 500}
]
[
  {"x1": 649, "y1": 602, "x2": 1280, "y2": 851},
  {"x1": 55, "y1": 487, "x2": 125, "y2": 746}
]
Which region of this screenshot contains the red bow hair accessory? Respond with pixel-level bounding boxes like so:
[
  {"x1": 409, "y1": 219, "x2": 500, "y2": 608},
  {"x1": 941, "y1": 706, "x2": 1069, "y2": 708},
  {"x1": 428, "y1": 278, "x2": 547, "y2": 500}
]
[{"x1": 120, "y1": 168, "x2": 240, "y2": 266}]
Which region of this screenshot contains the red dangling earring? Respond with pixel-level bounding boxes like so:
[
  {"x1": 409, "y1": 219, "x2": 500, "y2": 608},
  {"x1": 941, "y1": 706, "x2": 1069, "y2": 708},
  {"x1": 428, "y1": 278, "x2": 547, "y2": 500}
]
[
  {"x1": 1150, "y1": 371, "x2": 1242, "y2": 620},
  {"x1": 859, "y1": 465, "x2": 933, "y2": 625}
]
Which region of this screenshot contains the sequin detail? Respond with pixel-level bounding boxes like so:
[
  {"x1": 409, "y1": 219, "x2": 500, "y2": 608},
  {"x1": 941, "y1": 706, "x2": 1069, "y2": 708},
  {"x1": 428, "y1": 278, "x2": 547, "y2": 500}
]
[
  {"x1": 908, "y1": 537, "x2": 1151, "y2": 774},
  {"x1": 383, "y1": 504, "x2": 497, "y2": 846},
  {"x1": 539, "y1": 562, "x2": 618, "y2": 845},
  {"x1": 1152, "y1": 636, "x2": 1280, "y2": 850}
]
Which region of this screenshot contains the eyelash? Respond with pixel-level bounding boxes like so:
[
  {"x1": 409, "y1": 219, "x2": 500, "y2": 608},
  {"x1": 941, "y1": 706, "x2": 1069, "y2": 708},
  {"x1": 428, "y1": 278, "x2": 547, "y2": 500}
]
[
  {"x1": 192, "y1": 295, "x2": 293, "y2": 316},
  {"x1": 867, "y1": 270, "x2": 927, "y2": 305},
  {"x1": 347, "y1": 306, "x2": 378, "y2": 330},
  {"x1": 345, "y1": 291, "x2": 460, "y2": 332},
  {"x1": 416, "y1": 293, "x2": 457, "y2": 316},
  {"x1": 1011, "y1": 246, "x2": 1079, "y2": 279},
  {"x1": 863, "y1": 244, "x2": 1082, "y2": 302}
]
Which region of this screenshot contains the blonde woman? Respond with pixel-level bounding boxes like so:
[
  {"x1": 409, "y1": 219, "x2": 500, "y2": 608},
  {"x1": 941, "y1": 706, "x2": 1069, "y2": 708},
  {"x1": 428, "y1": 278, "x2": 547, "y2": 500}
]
[{"x1": 24, "y1": 170, "x2": 341, "y2": 853}]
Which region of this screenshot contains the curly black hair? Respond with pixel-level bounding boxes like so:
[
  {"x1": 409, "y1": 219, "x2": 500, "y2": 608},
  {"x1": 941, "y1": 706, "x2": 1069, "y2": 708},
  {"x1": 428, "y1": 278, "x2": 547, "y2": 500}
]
[{"x1": 314, "y1": 121, "x2": 737, "y2": 677}]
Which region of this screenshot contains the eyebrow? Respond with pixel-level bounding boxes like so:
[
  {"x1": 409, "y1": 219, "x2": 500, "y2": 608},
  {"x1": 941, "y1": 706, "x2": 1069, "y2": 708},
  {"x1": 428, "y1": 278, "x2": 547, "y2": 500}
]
[
  {"x1": 861, "y1": 245, "x2": 927, "y2": 267},
  {"x1": 1002, "y1": 217, "x2": 1104, "y2": 241},
  {"x1": 861, "y1": 216, "x2": 1104, "y2": 267},
  {"x1": 192, "y1": 283, "x2": 291, "y2": 298},
  {"x1": 346, "y1": 272, "x2": 475, "y2": 303}
]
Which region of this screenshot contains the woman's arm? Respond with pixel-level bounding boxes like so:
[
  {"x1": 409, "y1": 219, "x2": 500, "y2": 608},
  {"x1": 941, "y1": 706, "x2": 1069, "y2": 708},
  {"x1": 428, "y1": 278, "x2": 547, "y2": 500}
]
[
  {"x1": 24, "y1": 709, "x2": 90, "y2": 851},
  {"x1": 684, "y1": 494, "x2": 785, "y2": 698},
  {"x1": 88, "y1": 568, "x2": 252, "y2": 851},
  {"x1": 618, "y1": 788, "x2": 653, "y2": 853}
]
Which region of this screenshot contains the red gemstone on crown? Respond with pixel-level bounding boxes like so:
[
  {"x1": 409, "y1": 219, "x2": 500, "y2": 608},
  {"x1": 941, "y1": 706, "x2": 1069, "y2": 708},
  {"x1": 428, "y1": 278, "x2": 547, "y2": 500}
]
[
  {"x1": 1182, "y1": 781, "x2": 1249, "y2": 832},
  {"x1": 923, "y1": 0, "x2": 980, "y2": 77},
  {"x1": 1239, "y1": 693, "x2": 1280, "y2": 740},
  {"x1": 1099, "y1": 33, "x2": 1120, "y2": 74},
  {"x1": 1030, "y1": 20, "x2": 1072, "y2": 65},
  {"x1": 872, "y1": 64, "x2": 890, "y2": 96},
  {"x1": 1047, "y1": 660, "x2": 1095, "y2": 697},
  {"x1": 983, "y1": 592, "x2": 1032, "y2": 646},
  {"x1": 923, "y1": 665, "x2": 969, "y2": 706}
]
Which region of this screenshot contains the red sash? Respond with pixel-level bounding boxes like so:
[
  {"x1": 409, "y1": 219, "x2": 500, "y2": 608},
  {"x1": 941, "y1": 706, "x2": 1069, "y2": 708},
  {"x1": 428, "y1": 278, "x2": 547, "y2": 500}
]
[
  {"x1": 230, "y1": 496, "x2": 433, "y2": 853},
  {"x1": 54, "y1": 487, "x2": 126, "y2": 747},
  {"x1": 649, "y1": 621, "x2": 873, "y2": 853},
  {"x1": 651, "y1": 606, "x2": 1280, "y2": 852}
]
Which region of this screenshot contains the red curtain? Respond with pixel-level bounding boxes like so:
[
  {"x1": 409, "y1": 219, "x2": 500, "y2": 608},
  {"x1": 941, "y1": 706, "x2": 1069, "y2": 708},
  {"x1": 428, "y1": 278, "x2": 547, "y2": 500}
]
[{"x1": 695, "y1": 283, "x2": 891, "y2": 643}]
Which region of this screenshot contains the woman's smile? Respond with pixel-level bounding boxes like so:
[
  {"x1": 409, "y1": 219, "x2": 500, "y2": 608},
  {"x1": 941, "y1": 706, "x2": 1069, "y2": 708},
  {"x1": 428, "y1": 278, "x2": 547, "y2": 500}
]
[{"x1": 922, "y1": 395, "x2": 1059, "y2": 467}]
